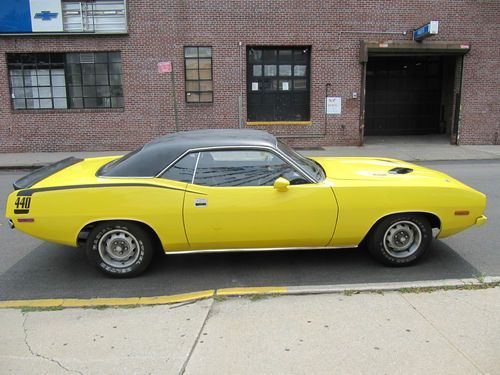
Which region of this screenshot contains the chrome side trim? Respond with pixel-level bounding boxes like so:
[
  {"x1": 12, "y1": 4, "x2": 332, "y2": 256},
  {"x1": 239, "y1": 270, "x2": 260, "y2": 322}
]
[
  {"x1": 98, "y1": 176, "x2": 155, "y2": 179},
  {"x1": 191, "y1": 152, "x2": 201, "y2": 184},
  {"x1": 165, "y1": 246, "x2": 357, "y2": 255}
]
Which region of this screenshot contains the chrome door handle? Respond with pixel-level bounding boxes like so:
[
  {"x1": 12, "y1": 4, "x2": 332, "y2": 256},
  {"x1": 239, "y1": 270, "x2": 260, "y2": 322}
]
[{"x1": 194, "y1": 198, "x2": 207, "y2": 207}]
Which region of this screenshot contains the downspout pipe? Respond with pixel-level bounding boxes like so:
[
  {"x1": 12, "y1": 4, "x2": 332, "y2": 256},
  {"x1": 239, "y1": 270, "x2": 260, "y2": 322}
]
[
  {"x1": 238, "y1": 41, "x2": 243, "y2": 129},
  {"x1": 456, "y1": 55, "x2": 465, "y2": 145},
  {"x1": 359, "y1": 61, "x2": 367, "y2": 146}
]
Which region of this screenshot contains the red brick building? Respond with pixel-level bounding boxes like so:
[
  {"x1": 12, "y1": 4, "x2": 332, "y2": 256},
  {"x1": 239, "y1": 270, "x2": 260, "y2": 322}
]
[{"x1": 1, "y1": 0, "x2": 499, "y2": 152}]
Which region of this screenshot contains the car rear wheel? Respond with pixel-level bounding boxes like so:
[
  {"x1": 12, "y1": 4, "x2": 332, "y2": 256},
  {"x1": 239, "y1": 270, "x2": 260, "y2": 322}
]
[
  {"x1": 86, "y1": 221, "x2": 154, "y2": 278},
  {"x1": 367, "y1": 214, "x2": 432, "y2": 266}
]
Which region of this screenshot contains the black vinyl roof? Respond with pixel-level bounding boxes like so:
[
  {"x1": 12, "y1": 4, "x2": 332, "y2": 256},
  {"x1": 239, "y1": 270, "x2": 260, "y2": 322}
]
[{"x1": 98, "y1": 129, "x2": 278, "y2": 177}]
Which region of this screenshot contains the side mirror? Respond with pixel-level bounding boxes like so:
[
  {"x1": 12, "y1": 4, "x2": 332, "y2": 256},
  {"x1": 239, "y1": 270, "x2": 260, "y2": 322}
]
[{"x1": 273, "y1": 177, "x2": 290, "y2": 192}]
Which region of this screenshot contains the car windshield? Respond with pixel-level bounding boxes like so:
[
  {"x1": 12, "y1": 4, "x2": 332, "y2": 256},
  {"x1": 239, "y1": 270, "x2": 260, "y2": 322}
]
[{"x1": 277, "y1": 140, "x2": 325, "y2": 181}]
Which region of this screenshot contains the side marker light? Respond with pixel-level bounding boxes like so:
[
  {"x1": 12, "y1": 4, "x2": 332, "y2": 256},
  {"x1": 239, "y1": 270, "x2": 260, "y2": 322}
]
[{"x1": 17, "y1": 218, "x2": 35, "y2": 223}]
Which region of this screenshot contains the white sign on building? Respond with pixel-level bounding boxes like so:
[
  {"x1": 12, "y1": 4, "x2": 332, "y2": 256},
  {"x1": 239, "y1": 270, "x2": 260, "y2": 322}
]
[
  {"x1": 326, "y1": 97, "x2": 341, "y2": 114},
  {"x1": 30, "y1": 0, "x2": 63, "y2": 32}
]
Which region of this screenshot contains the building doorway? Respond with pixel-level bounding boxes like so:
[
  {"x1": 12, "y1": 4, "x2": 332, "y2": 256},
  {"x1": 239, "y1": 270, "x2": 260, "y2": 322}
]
[
  {"x1": 365, "y1": 56, "x2": 444, "y2": 136},
  {"x1": 359, "y1": 41, "x2": 469, "y2": 145}
]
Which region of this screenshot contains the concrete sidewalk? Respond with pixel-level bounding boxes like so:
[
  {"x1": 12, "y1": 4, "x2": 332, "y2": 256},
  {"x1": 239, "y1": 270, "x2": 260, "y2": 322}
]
[
  {"x1": 1, "y1": 142, "x2": 500, "y2": 169},
  {"x1": 1, "y1": 287, "x2": 498, "y2": 374}
]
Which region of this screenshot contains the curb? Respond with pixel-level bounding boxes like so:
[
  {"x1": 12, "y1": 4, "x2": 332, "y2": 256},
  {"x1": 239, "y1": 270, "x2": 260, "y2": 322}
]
[{"x1": 1, "y1": 277, "x2": 498, "y2": 310}]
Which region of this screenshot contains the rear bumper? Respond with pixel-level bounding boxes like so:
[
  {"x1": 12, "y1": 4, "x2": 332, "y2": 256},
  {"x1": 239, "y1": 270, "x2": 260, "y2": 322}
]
[{"x1": 475, "y1": 215, "x2": 487, "y2": 227}]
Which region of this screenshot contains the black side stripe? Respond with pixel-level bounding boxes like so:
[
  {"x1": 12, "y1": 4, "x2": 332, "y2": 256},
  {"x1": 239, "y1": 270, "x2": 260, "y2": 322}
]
[
  {"x1": 14, "y1": 209, "x2": 30, "y2": 214},
  {"x1": 17, "y1": 183, "x2": 206, "y2": 197}
]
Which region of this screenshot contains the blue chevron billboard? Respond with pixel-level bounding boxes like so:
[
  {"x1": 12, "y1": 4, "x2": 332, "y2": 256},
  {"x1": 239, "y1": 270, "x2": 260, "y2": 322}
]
[
  {"x1": 0, "y1": 0, "x2": 127, "y2": 34},
  {"x1": 0, "y1": 0, "x2": 63, "y2": 33}
]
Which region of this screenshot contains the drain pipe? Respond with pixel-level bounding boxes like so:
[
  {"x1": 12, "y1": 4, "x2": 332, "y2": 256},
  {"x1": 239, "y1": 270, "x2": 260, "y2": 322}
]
[
  {"x1": 238, "y1": 41, "x2": 243, "y2": 128},
  {"x1": 455, "y1": 55, "x2": 465, "y2": 145},
  {"x1": 276, "y1": 82, "x2": 331, "y2": 139},
  {"x1": 359, "y1": 61, "x2": 367, "y2": 146}
]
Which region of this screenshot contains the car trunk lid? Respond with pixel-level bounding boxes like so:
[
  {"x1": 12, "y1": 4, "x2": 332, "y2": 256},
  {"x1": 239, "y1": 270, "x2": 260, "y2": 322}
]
[{"x1": 14, "y1": 156, "x2": 122, "y2": 190}]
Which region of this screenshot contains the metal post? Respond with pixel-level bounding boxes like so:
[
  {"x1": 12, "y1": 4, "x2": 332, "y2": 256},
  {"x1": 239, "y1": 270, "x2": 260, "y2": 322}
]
[
  {"x1": 359, "y1": 61, "x2": 367, "y2": 146},
  {"x1": 170, "y1": 67, "x2": 180, "y2": 132},
  {"x1": 238, "y1": 41, "x2": 243, "y2": 128}
]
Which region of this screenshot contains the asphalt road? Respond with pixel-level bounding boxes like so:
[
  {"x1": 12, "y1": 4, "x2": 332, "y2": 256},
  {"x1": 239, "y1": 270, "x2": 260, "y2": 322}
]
[{"x1": 1, "y1": 160, "x2": 499, "y2": 301}]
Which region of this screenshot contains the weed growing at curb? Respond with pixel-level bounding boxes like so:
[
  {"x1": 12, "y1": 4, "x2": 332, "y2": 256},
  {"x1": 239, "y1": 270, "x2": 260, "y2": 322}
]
[
  {"x1": 21, "y1": 306, "x2": 63, "y2": 313},
  {"x1": 474, "y1": 273, "x2": 486, "y2": 283},
  {"x1": 214, "y1": 295, "x2": 228, "y2": 302},
  {"x1": 248, "y1": 293, "x2": 280, "y2": 301},
  {"x1": 83, "y1": 304, "x2": 141, "y2": 310},
  {"x1": 399, "y1": 281, "x2": 499, "y2": 294}
]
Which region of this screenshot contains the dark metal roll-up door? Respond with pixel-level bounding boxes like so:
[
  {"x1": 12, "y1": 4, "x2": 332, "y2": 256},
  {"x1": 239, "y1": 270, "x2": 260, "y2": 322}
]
[{"x1": 365, "y1": 56, "x2": 443, "y2": 136}]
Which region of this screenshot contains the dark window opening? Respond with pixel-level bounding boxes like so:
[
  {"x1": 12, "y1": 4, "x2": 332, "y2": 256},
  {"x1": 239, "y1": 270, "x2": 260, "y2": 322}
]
[
  {"x1": 7, "y1": 52, "x2": 123, "y2": 110},
  {"x1": 247, "y1": 46, "x2": 310, "y2": 122},
  {"x1": 184, "y1": 46, "x2": 213, "y2": 103}
]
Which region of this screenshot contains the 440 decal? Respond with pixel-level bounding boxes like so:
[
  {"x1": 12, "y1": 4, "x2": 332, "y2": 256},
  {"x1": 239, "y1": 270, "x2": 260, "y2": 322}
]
[{"x1": 14, "y1": 196, "x2": 31, "y2": 214}]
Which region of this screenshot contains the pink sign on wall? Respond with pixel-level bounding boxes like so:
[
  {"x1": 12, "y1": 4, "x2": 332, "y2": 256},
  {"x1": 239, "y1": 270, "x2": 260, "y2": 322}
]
[{"x1": 157, "y1": 61, "x2": 172, "y2": 73}]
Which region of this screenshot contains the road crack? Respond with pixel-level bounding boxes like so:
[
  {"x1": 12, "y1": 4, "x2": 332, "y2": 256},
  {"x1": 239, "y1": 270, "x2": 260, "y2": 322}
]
[
  {"x1": 178, "y1": 298, "x2": 215, "y2": 375},
  {"x1": 22, "y1": 314, "x2": 84, "y2": 375}
]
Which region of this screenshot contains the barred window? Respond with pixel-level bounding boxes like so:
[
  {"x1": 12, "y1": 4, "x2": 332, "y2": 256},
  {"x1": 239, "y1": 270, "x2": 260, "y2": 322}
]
[
  {"x1": 7, "y1": 52, "x2": 124, "y2": 110},
  {"x1": 247, "y1": 46, "x2": 310, "y2": 122},
  {"x1": 184, "y1": 46, "x2": 213, "y2": 103},
  {"x1": 65, "y1": 52, "x2": 123, "y2": 108},
  {"x1": 8, "y1": 53, "x2": 67, "y2": 109}
]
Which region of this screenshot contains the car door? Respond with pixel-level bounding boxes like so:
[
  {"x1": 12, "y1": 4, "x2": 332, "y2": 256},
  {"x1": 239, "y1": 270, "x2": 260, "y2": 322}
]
[{"x1": 182, "y1": 149, "x2": 338, "y2": 250}]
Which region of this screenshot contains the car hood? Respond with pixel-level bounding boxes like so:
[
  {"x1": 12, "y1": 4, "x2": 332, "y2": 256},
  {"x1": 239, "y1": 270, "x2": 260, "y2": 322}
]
[{"x1": 311, "y1": 157, "x2": 463, "y2": 186}]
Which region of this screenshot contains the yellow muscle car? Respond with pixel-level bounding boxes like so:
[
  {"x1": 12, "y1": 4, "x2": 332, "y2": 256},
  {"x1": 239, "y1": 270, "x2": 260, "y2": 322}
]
[{"x1": 5, "y1": 130, "x2": 487, "y2": 277}]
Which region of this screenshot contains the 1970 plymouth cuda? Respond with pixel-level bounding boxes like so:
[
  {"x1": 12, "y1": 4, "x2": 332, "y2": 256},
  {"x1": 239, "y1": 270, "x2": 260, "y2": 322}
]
[{"x1": 6, "y1": 129, "x2": 487, "y2": 277}]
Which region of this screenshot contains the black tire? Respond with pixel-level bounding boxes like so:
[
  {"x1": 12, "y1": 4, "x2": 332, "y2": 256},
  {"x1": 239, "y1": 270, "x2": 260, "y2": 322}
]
[
  {"x1": 367, "y1": 214, "x2": 432, "y2": 266},
  {"x1": 86, "y1": 221, "x2": 154, "y2": 278}
]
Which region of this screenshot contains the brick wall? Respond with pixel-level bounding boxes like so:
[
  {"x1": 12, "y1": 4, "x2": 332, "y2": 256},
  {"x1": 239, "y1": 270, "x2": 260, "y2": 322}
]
[{"x1": 1, "y1": 0, "x2": 499, "y2": 152}]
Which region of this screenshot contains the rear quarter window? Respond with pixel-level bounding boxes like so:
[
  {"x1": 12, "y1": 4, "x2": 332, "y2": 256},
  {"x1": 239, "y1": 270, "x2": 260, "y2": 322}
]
[{"x1": 161, "y1": 152, "x2": 198, "y2": 183}]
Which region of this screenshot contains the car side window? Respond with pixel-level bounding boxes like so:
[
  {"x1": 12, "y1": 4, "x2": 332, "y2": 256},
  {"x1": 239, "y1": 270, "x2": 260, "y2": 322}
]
[
  {"x1": 161, "y1": 152, "x2": 198, "y2": 183},
  {"x1": 192, "y1": 150, "x2": 308, "y2": 187}
]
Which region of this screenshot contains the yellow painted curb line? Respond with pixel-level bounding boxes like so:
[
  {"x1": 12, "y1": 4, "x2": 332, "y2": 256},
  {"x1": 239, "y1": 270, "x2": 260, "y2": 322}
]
[
  {"x1": 0, "y1": 287, "x2": 292, "y2": 309},
  {"x1": 217, "y1": 286, "x2": 288, "y2": 296},
  {"x1": 0, "y1": 290, "x2": 215, "y2": 309},
  {"x1": 62, "y1": 297, "x2": 141, "y2": 307},
  {"x1": 139, "y1": 290, "x2": 215, "y2": 305}
]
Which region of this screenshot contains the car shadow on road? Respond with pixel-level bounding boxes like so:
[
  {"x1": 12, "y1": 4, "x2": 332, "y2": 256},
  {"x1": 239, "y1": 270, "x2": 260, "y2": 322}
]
[{"x1": 0, "y1": 240, "x2": 482, "y2": 301}]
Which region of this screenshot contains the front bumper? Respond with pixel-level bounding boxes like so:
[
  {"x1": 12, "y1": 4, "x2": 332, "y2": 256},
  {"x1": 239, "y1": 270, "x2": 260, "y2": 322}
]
[
  {"x1": 475, "y1": 215, "x2": 488, "y2": 227},
  {"x1": 8, "y1": 219, "x2": 15, "y2": 229}
]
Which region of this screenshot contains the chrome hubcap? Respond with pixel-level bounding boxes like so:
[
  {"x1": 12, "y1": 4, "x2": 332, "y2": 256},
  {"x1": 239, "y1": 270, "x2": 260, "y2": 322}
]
[
  {"x1": 98, "y1": 229, "x2": 140, "y2": 268},
  {"x1": 383, "y1": 221, "x2": 422, "y2": 258}
]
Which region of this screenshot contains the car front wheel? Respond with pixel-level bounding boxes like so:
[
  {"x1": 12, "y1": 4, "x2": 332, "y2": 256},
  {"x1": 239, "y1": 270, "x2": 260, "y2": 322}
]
[
  {"x1": 367, "y1": 214, "x2": 432, "y2": 266},
  {"x1": 86, "y1": 221, "x2": 154, "y2": 277}
]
